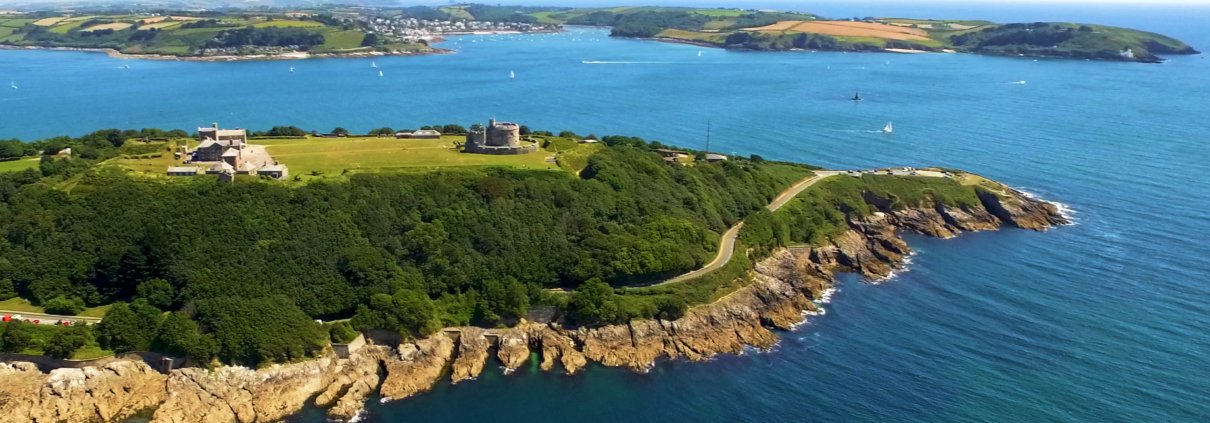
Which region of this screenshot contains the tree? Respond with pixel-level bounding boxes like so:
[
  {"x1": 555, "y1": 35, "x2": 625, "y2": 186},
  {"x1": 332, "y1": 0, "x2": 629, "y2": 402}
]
[
  {"x1": 154, "y1": 312, "x2": 217, "y2": 364},
  {"x1": 0, "y1": 278, "x2": 16, "y2": 301},
  {"x1": 328, "y1": 321, "x2": 359, "y2": 343},
  {"x1": 44, "y1": 325, "x2": 92, "y2": 359},
  {"x1": 567, "y1": 278, "x2": 616, "y2": 326},
  {"x1": 43, "y1": 296, "x2": 85, "y2": 315},
  {"x1": 96, "y1": 300, "x2": 163, "y2": 353},
  {"x1": 655, "y1": 297, "x2": 688, "y2": 320},
  {"x1": 331, "y1": 127, "x2": 349, "y2": 136},
  {"x1": 136, "y1": 279, "x2": 175, "y2": 309},
  {"x1": 361, "y1": 32, "x2": 380, "y2": 47},
  {"x1": 1, "y1": 320, "x2": 33, "y2": 353},
  {"x1": 440, "y1": 124, "x2": 467, "y2": 134}
]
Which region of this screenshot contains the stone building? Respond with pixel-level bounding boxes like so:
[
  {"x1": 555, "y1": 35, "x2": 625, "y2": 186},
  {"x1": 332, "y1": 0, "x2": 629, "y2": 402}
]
[
  {"x1": 464, "y1": 119, "x2": 537, "y2": 155},
  {"x1": 194, "y1": 123, "x2": 247, "y2": 162}
]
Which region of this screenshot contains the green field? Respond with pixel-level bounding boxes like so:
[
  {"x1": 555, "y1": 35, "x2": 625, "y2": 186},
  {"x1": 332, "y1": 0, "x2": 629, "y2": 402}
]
[
  {"x1": 0, "y1": 12, "x2": 426, "y2": 58},
  {"x1": 0, "y1": 158, "x2": 39, "y2": 173},
  {"x1": 252, "y1": 20, "x2": 324, "y2": 29},
  {"x1": 260, "y1": 136, "x2": 559, "y2": 181}
]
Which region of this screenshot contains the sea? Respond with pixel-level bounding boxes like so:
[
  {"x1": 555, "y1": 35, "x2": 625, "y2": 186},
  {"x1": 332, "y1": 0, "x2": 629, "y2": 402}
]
[{"x1": 2, "y1": 2, "x2": 1209, "y2": 422}]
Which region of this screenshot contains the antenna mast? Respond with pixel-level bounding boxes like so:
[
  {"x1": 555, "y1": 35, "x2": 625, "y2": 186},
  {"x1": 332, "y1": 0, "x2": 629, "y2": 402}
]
[{"x1": 705, "y1": 120, "x2": 711, "y2": 154}]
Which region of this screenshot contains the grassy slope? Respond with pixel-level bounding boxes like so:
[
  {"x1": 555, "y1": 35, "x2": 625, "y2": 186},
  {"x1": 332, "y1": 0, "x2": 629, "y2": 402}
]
[
  {"x1": 0, "y1": 158, "x2": 39, "y2": 173},
  {"x1": 0, "y1": 14, "x2": 400, "y2": 57}
]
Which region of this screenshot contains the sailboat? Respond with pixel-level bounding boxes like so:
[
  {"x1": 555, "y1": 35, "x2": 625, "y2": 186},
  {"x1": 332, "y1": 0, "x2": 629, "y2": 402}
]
[
  {"x1": 289, "y1": 66, "x2": 295, "y2": 73},
  {"x1": 509, "y1": 70, "x2": 516, "y2": 80},
  {"x1": 881, "y1": 122, "x2": 894, "y2": 134},
  {"x1": 370, "y1": 60, "x2": 378, "y2": 69},
  {"x1": 697, "y1": 50, "x2": 703, "y2": 57},
  {"x1": 9, "y1": 81, "x2": 16, "y2": 90},
  {"x1": 851, "y1": 90, "x2": 862, "y2": 102},
  {"x1": 378, "y1": 70, "x2": 384, "y2": 77}
]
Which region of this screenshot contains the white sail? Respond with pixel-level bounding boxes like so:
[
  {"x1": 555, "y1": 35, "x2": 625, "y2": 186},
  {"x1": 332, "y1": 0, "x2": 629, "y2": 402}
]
[
  {"x1": 371, "y1": 61, "x2": 378, "y2": 68},
  {"x1": 378, "y1": 70, "x2": 384, "y2": 77},
  {"x1": 509, "y1": 70, "x2": 516, "y2": 79},
  {"x1": 698, "y1": 50, "x2": 703, "y2": 57},
  {"x1": 289, "y1": 66, "x2": 295, "y2": 73},
  {"x1": 882, "y1": 122, "x2": 893, "y2": 134},
  {"x1": 9, "y1": 81, "x2": 16, "y2": 90}
]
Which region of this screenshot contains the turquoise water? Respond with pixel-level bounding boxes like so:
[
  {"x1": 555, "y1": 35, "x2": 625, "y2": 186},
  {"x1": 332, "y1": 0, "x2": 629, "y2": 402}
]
[{"x1": 4, "y1": 5, "x2": 1210, "y2": 422}]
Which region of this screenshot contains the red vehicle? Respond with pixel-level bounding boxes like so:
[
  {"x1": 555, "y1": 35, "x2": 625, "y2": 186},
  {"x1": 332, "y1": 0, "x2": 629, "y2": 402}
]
[
  {"x1": 61, "y1": 321, "x2": 73, "y2": 326},
  {"x1": 1, "y1": 314, "x2": 10, "y2": 322},
  {"x1": 32, "y1": 319, "x2": 40, "y2": 324}
]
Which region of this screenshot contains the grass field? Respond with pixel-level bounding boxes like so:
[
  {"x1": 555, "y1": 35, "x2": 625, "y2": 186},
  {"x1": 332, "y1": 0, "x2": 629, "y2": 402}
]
[
  {"x1": 0, "y1": 158, "x2": 39, "y2": 173},
  {"x1": 315, "y1": 29, "x2": 366, "y2": 52},
  {"x1": 656, "y1": 28, "x2": 728, "y2": 43},
  {"x1": 260, "y1": 136, "x2": 559, "y2": 181},
  {"x1": 253, "y1": 20, "x2": 324, "y2": 29},
  {"x1": 0, "y1": 297, "x2": 44, "y2": 313},
  {"x1": 691, "y1": 9, "x2": 747, "y2": 17}
]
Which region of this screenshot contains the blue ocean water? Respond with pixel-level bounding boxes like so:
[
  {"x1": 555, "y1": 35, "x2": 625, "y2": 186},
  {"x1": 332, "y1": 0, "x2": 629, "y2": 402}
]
[{"x1": 3, "y1": 4, "x2": 1210, "y2": 422}]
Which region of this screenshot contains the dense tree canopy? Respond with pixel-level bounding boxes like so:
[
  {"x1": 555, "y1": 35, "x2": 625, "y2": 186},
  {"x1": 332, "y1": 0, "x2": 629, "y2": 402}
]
[{"x1": 0, "y1": 129, "x2": 811, "y2": 363}]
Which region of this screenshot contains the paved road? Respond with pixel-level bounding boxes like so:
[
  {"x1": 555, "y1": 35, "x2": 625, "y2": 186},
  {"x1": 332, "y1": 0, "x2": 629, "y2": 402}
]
[
  {"x1": 653, "y1": 171, "x2": 842, "y2": 287},
  {"x1": 0, "y1": 310, "x2": 102, "y2": 326}
]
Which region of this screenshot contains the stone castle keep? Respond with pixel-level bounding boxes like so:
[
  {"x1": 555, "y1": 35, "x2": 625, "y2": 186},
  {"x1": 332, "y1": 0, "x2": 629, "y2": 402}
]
[{"x1": 464, "y1": 119, "x2": 538, "y2": 155}]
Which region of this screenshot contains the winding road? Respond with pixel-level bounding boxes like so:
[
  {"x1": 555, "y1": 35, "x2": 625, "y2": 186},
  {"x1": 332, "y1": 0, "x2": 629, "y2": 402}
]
[{"x1": 653, "y1": 171, "x2": 841, "y2": 287}]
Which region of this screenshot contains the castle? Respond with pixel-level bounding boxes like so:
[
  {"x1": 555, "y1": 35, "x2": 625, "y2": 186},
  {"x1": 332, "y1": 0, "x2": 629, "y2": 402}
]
[{"x1": 464, "y1": 119, "x2": 537, "y2": 155}]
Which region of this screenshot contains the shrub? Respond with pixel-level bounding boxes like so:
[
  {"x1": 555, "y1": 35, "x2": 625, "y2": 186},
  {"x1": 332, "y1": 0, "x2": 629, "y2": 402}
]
[{"x1": 43, "y1": 296, "x2": 85, "y2": 315}]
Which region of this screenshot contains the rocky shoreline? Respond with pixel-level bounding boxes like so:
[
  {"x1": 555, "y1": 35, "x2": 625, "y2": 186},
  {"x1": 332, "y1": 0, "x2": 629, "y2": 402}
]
[
  {"x1": 0, "y1": 184, "x2": 1066, "y2": 423},
  {"x1": 0, "y1": 45, "x2": 453, "y2": 62}
]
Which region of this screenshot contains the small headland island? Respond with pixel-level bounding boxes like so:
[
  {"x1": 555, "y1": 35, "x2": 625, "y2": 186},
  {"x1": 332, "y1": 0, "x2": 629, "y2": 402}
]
[
  {"x1": 544, "y1": 7, "x2": 1198, "y2": 62},
  {"x1": 0, "y1": 119, "x2": 1067, "y2": 422},
  {"x1": 0, "y1": 4, "x2": 1196, "y2": 62}
]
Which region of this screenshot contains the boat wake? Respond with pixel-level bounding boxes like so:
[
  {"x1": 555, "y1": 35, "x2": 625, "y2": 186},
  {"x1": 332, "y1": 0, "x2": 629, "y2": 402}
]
[
  {"x1": 1008, "y1": 80, "x2": 1027, "y2": 85},
  {"x1": 581, "y1": 60, "x2": 679, "y2": 64}
]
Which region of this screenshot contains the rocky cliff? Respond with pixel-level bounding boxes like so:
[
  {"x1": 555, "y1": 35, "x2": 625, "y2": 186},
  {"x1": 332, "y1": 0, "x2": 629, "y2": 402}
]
[{"x1": 0, "y1": 182, "x2": 1065, "y2": 422}]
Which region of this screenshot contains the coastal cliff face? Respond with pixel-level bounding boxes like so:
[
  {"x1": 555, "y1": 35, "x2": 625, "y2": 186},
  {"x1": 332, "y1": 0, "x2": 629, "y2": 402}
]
[
  {"x1": 0, "y1": 186, "x2": 1064, "y2": 422},
  {"x1": 0, "y1": 361, "x2": 166, "y2": 423}
]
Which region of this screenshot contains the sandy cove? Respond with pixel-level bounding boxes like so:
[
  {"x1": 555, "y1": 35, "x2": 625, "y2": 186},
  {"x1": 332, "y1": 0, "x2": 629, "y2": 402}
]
[{"x1": 0, "y1": 183, "x2": 1066, "y2": 423}]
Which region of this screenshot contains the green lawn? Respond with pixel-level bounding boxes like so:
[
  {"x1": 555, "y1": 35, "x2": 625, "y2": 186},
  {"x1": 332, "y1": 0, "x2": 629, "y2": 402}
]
[
  {"x1": 0, "y1": 158, "x2": 39, "y2": 173},
  {"x1": 0, "y1": 297, "x2": 44, "y2": 313},
  {"x1": 315, "y1": 29, "x2": 366, "y2": 52},
  {"x1": 261, "y1": 136, "x2": 558, "y2": 181}
]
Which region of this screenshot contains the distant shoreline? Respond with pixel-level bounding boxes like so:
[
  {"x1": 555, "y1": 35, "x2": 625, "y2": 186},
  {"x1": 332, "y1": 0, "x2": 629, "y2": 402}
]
[{"x1": 0, "y1": 45, "x2": 454, "y2": 62}]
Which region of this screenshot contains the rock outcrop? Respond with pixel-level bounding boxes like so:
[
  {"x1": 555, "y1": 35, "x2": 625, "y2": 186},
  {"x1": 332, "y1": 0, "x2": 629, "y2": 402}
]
[
  {"x1": 0, "y1": 361, "x2": 166, "y2": 423},
  {"x1": 449, "y1": 327, "x2": 490, "y2": 383},
  {"x1": 0, "y1": 179, "x2": 1066, "y2": 422},
  {"x1": 379, "y1": 332, "x2": 455, "y2": 401},
  {"x1": 495, "y1": 328, "x2": 530, "y2": 373}
]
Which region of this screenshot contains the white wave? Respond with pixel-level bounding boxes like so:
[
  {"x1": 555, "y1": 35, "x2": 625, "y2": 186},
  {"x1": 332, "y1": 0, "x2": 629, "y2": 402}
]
[
  {"x1": 1017, "y1": 188, "x2": 1079, "y2": 225},
  {"x1": 347, "y1": 409, "x2": 368, "y2": 423},
  {"x1": 1008, "y1": 80, "x2": 1027, "y2": 85},
  {"x1": 814, "y1": 287, "x2": 837, "y2": 304}
]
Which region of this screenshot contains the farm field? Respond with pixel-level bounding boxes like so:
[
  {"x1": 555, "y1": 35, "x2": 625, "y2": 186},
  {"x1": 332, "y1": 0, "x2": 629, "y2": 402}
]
[{"x1": 751, "y1": 20, "x2": 933, "y2": 41}]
